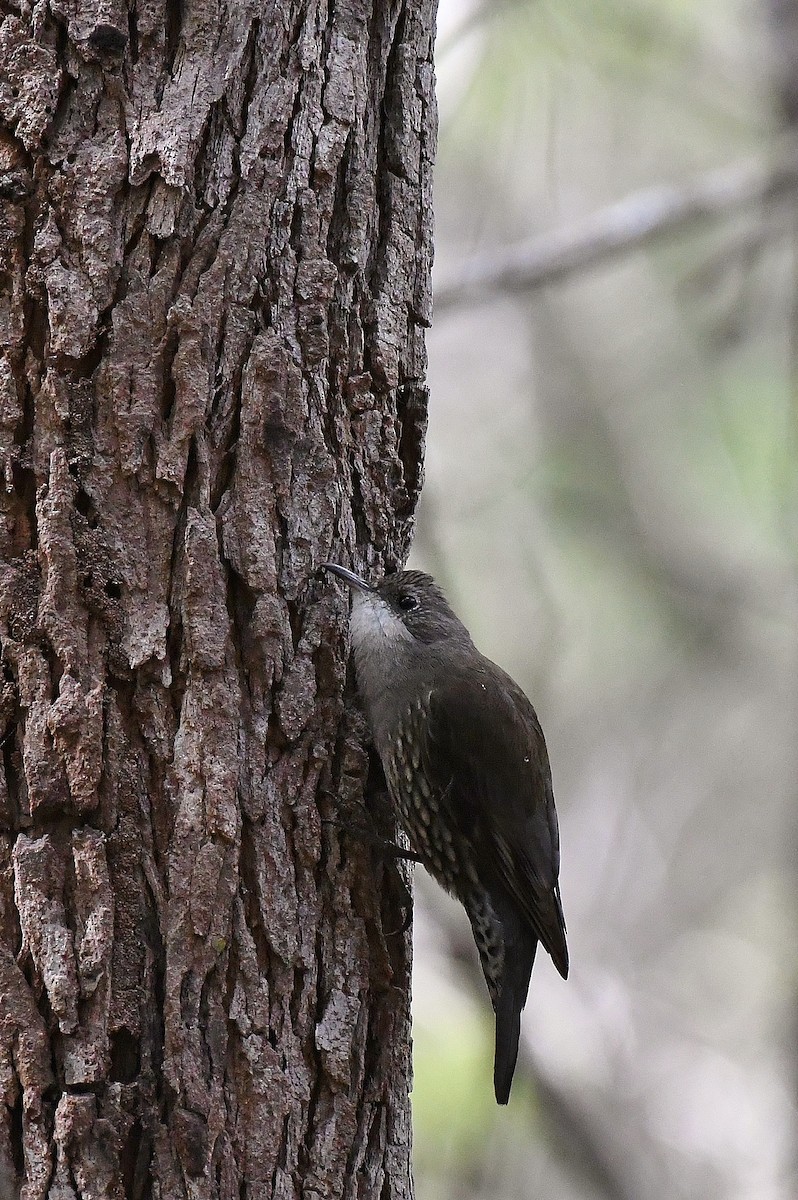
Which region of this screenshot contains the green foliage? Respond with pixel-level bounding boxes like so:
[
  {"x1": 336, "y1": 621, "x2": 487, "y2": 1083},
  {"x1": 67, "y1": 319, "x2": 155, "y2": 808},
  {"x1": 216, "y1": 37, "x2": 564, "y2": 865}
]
[{"x1": 412, "y1": 998, "x2": 540, "y2": 1198}]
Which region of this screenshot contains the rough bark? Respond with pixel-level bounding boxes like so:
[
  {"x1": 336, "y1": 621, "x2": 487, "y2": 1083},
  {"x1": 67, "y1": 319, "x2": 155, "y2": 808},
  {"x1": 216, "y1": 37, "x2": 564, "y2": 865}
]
[{"x1": 0, "y1": 0, "x2": 435, "y2": 1195}]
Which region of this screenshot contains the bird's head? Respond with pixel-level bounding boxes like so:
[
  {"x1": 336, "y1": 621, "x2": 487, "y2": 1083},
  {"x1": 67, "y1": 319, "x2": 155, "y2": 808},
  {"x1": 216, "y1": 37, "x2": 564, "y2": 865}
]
[{"x1": 323, "y1": 564, "x2": 471, "y2": 653}]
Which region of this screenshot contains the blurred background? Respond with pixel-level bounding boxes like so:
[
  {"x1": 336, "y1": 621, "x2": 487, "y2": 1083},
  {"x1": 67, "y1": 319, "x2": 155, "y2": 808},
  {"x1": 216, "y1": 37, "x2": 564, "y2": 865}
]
[{"x1": 406, "y1": 0, "x2": 798, "y2": 1196}]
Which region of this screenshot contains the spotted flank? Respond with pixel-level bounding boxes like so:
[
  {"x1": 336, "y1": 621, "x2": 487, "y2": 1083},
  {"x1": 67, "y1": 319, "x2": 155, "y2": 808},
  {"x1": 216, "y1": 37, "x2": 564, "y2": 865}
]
[
  {"x1": 466, "y1": 893, "x2": 505, "y2": 1007},
  {"x1": 384, "y1": 702, "x2": 465, "y2": 889}
]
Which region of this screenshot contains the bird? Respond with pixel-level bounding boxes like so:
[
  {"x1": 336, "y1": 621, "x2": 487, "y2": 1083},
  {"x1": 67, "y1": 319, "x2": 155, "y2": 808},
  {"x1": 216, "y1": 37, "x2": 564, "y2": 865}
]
[{"x1": 323, "y1": 563, "x2": 568, "y2": 1104}]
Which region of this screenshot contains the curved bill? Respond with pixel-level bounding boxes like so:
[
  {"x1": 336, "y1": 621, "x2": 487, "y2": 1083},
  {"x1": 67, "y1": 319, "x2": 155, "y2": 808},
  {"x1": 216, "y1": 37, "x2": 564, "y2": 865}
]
[{"x1": 322, "y1": 562, "x2": 374, "y2": 592}]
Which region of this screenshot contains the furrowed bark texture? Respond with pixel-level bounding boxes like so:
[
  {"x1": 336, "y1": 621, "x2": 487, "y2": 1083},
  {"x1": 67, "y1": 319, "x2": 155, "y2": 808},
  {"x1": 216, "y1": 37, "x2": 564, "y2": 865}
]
[{"x1": 0, "y1": 0, "x2": 435, "y2": 1195}]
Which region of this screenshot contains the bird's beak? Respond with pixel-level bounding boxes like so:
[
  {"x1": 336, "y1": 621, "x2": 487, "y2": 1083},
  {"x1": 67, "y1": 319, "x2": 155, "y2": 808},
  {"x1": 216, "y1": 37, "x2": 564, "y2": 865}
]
[{"x1": 322, "y1": 562, "x2": 374, "y2": 593}]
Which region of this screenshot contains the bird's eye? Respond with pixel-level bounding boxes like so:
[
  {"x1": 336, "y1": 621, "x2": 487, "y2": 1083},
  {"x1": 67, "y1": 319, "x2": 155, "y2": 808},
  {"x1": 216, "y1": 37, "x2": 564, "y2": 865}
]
[{"x1": 397, "y1": 592, "x2": 419, "y2": 612}]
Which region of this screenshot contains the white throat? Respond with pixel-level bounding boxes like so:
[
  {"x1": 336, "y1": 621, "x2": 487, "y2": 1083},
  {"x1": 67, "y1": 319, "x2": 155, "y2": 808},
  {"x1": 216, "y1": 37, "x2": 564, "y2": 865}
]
[
  {"x1": 348, "y1": 590, "x2": 415, "y2": 748},
  {"x1": 349, "y1": 591, "x2": 412, "y2": 652}
]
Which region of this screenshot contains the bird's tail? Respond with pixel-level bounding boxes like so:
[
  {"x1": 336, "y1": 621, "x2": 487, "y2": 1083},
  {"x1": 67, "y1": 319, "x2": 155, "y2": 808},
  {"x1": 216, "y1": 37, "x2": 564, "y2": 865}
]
[
  {"x1": 467, "y1": 894, "x2": 538, "y2": 1104},
  {"x1": 493, "y1": 926, "x2": 537, "y2": 1105}
]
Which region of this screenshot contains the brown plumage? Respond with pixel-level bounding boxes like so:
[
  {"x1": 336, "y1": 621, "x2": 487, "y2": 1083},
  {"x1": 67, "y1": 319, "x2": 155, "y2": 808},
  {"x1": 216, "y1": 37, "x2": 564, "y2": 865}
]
[{"x1": 324, "y1": 564, "x2": 568, "y2": 1104}]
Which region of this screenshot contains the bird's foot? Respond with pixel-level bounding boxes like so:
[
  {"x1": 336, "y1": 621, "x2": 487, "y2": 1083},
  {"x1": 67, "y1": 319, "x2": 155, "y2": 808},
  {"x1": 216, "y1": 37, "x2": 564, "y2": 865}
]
[
  {"x1": 322, "y1": 817, "x2": 423, "y2": 863},
  {"x1": 322, "y1": 816, "x2": 417, "y2": 935}
]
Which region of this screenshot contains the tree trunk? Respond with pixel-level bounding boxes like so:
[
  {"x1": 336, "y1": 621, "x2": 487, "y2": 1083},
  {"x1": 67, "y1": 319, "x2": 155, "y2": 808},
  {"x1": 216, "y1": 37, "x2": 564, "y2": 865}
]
[{"x1": 0, "y1": 0, "x2": 435, "y2": 1194}]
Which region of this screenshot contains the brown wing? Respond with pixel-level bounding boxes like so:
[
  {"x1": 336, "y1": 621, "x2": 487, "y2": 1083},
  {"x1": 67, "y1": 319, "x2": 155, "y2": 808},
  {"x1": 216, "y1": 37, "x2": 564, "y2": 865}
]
[{"x1": 421, "y1": 658, "x2": 569, "y2": 978}]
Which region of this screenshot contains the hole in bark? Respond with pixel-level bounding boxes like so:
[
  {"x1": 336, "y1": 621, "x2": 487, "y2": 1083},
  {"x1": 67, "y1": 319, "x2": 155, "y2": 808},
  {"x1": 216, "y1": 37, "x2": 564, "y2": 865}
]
[
  {"x1": 395, "y1": 383, "x2": 427, "y2": 515},
  {"x1": 88, "y1": 24, "x2": 128, "y2": 54},
  {"x1": 9, "y1": 1088, "x2": 23, "y2": 1174},
  {"x1": 166, "y1": 616, "x2": 185, "y2": 715},
  {"x1": 69, "y1": 341, "x2": 105, "y2": 384},
  {"x1": 128, "y1": 8, "x2": 139, "y2": 63},
  {"x1": 65, "y1": 1082, "x2": 100, "y2": 1096},
  {"x1": 161, "y1": 359, "x2": 176, "y2": 422},
  {"x1": 105, "y1": 581, "x2": 122, "y2": 600},
  {"x1": 121, "y1": 1117, "x2": 152, "y2": 1198},
  {"x1": 2, "y1": 729, "x2": 19, "y2": 820},
  {"x1": 82, "y1": 572, "x2": 93, "y2": 590},
  {"x1": 41, "y1": 643, "x2": 63, "y2": 703},
  {"x1": 225, "y1": 568, "x2": 256, "y2": 668},
  {"x1": 10, "y1": 463, "x2": 37, "y2": 550},
  {"x1": 289, "y1": 198, "x2": 303, "y2": 248},
  {"x1": 110, "y1": 1029, "x2": 140, "y2": 1082},
  {"x1": 210, "y1": 441, "x2": 235, "y2": 512},
  {"x1": 121, "y1": 1118, "x2": 141, "y2": 1189},
  {"x1": 165, "y1": 0, "x2": 183, "y2": 67},
  {"x1": 326, "y1": 128, "x2": 356, "y2": 270},
  {"x1": 75, "y1": 487, "x2": 99, "y2": 528},
  {"x1": 265, "y1": 713, "x2": 287, "y2": 754}
]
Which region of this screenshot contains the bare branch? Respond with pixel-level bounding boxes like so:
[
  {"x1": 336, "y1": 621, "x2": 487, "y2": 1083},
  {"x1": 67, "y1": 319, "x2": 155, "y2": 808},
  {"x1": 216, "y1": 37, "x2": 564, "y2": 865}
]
[{"x1": 434, "y1": 144, "x2": 798, "y2": 312}]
